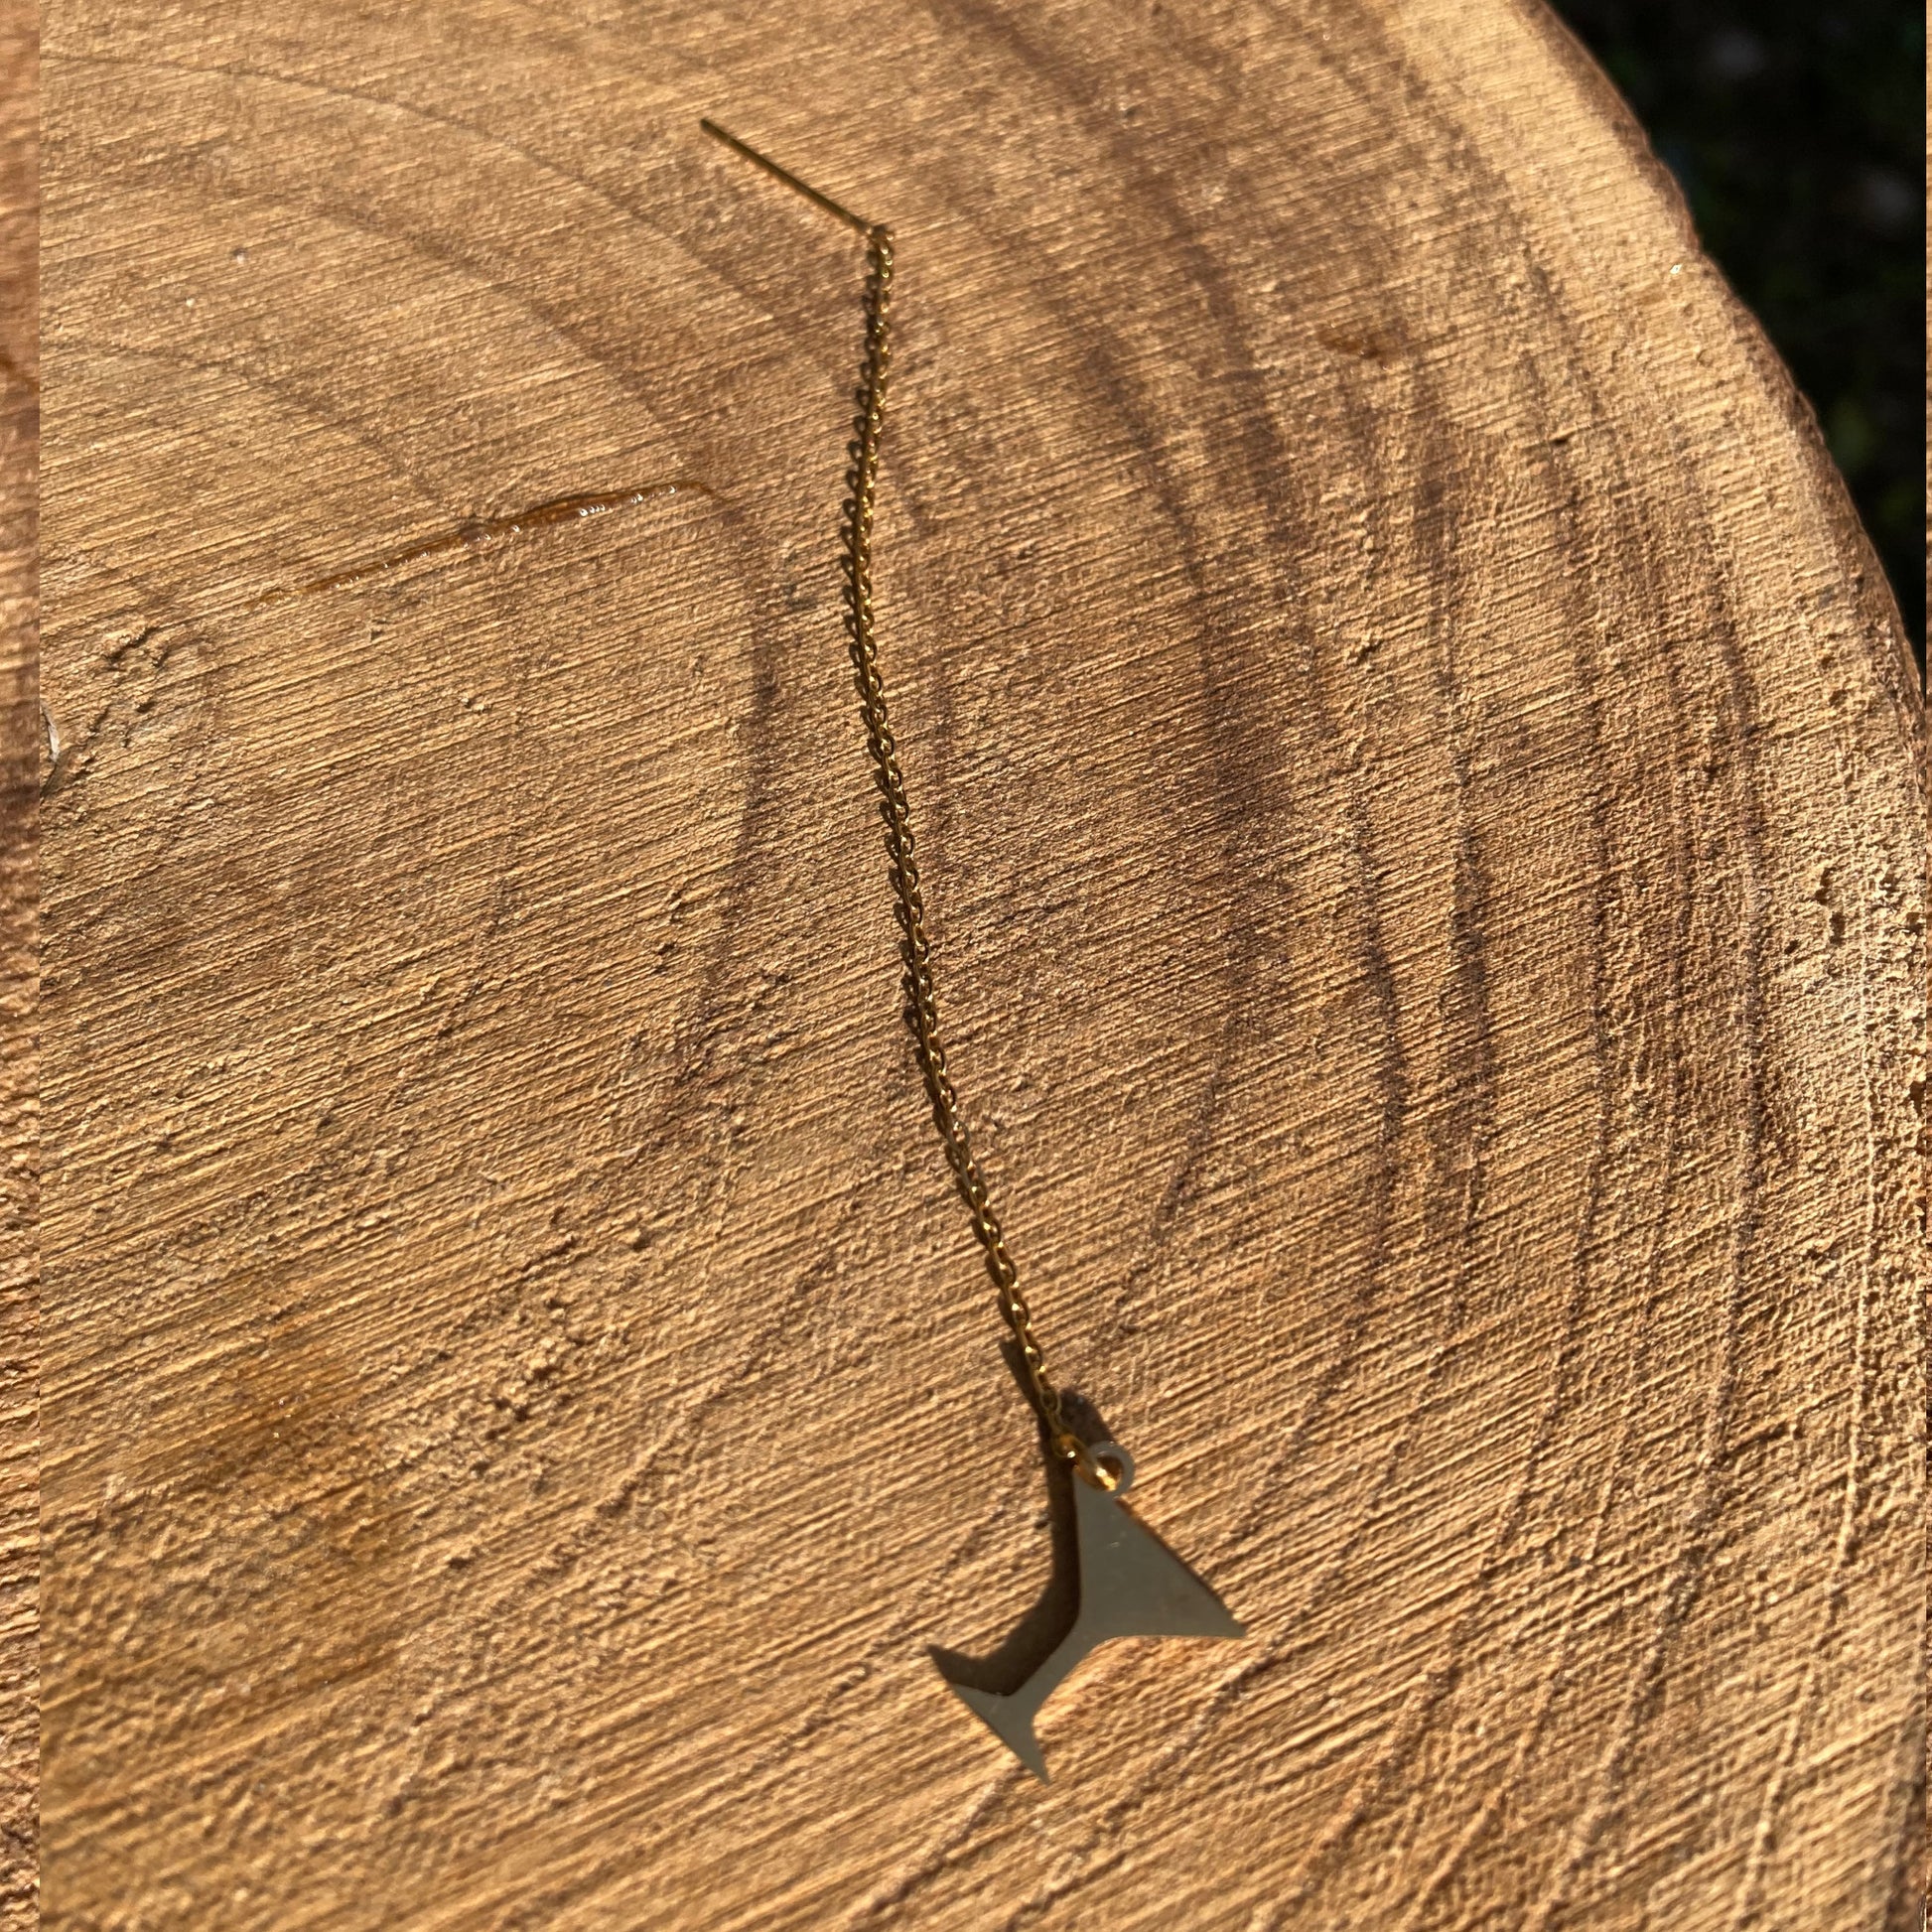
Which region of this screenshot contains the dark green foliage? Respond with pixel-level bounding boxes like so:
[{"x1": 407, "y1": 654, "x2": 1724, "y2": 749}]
[{"x1": 1555, "y1": 1, "x2": 1924, "y2": 656}]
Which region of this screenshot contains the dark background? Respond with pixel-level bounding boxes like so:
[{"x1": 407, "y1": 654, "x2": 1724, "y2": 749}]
[{"x1": 1551, "y1": 1, "x2": 1925, "y2": 661}]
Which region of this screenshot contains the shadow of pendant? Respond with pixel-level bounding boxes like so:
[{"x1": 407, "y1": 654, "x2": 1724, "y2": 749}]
[{"x1": 932, "y1": 1442, "x2": 1245, "y2": 1782}]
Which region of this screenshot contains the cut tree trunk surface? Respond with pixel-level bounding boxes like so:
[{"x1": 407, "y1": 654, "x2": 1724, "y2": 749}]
[
  {"x1": 0, "y1": 4, "x2": 33, "y2": 1927},
  {"x1": 37, "y1": 3, "x2": 1925, "y2": 1928}
]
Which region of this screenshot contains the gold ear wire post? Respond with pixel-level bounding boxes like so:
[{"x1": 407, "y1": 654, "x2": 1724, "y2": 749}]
[{"x1": 699, "y1": 117, "x2": 883, "y2": 238}]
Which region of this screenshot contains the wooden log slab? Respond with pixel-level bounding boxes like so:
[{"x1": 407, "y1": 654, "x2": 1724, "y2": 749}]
[
  {"x1": 38, "y1": 2, "x2": 1925, "y2": 1926},
  {"x1": 0, "y1": 4, "x2": 33, "y2": 1926}
]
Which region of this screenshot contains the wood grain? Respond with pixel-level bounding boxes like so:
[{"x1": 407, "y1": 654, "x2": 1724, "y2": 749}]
[
  {"x1": 0, "y1": 2, "x2": 35, "y2": 1924},
  {"x1": 39, "y1": 2, "x2": 1924, "y2": 1927}
]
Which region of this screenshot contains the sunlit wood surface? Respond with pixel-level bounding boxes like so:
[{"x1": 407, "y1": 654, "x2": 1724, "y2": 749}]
[
  {"x1": 0, "y1": 3, "x2": 35, "y2": 1925},
  {"x1": 38, "y1": 1, "x2": 1924, "y2": 1926}
]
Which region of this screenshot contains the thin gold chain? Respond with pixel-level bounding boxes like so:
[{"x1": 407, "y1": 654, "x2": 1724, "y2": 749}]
[{"x1": 703, "y1": 120, "x2": 1086, "y2": 1471}]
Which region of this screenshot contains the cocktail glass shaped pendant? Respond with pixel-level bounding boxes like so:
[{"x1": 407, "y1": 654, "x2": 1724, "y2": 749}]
[{"x1": 938, "y1": 1444, "x2": 1245, "y2": 1781}]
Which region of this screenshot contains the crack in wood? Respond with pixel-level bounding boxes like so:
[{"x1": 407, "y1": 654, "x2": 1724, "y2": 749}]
[{"x1": 247, "y1": 481, "x2": 714, "y2": 611}]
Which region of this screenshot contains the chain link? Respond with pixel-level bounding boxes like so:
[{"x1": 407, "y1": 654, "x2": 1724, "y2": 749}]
[
  {"x1": 841, "y1": 228, "x2": 1084, "y2": 1469},
  {"x1": 700, "y1": 119, "x2": 1085, "y2": 1470}
]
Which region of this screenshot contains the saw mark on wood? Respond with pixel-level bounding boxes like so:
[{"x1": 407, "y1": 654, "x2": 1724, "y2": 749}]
[
  {"x1": 59, "y1": 47, "x2": 688, "y2": 250},
  {"x1": 1355, "y1": 153, "x2": 1719, "y2": 1915},
  {"x1": 843, "y1": 1772, "x2": 1019, "y2": 1926},
  {"x1": 924, "y1": 14, "x2": 1421, "y2": 1535},
  {"x1": 1392, "y1": 407, "x2": 1701, "y2": 1930},
  {"x1": 1524, "y1": 451, "x2": 1777, "y2": 1932},
  {"x1": 1237, "y1": 413, "x2": 1512, "y2": 1912}
]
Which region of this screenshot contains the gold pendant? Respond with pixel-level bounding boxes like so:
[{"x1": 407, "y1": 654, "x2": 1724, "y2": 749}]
[
  {"x1": 939, "y1": 1444, "x2": 1245, "y2": 1781},
  {"x1": 698, "y1": 126, "x2": 1246, "y2": 1780}
]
